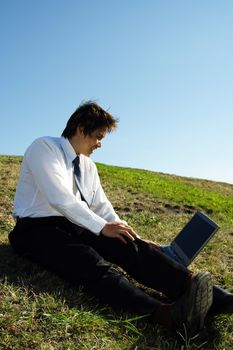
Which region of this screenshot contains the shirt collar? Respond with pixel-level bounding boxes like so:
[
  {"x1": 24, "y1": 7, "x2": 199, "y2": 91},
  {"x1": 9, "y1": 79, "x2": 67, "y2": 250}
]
[{"x1": 60, "y1": 137, "x2": 77, "y2": 167}]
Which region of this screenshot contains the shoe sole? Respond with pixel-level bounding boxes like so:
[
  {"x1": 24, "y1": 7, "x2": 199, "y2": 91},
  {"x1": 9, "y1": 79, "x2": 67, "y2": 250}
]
[
  {"x1": 189, "y1": 272, "x2": 213, "y2": 333},
  {"x1": 172, "y1": 272, "x2": 213, "y2": 336}
]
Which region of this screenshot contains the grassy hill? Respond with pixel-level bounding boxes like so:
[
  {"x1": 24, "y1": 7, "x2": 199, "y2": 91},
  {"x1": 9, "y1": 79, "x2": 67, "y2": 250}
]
[{"x1": 0, "y1": 155, "x2": 232, "y2": 349}]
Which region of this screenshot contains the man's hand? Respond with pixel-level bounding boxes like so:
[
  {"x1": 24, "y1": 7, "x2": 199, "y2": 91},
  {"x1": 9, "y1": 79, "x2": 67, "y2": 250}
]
[
  {"x1": 101, "y1": 221, "x2": 138, "y2": 244},
  {"x1": 143, "y1": 239, "x2": 161, "y2": 249}
]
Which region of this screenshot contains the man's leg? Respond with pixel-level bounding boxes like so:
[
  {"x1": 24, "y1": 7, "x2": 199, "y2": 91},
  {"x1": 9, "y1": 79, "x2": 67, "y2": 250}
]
[
  {"x1": 75, "y1": 226, "x2": 233, "y2": 316},
  {"x1": 9, "y1": 218, "x2": 214, "y2": 336},
  {"x1": 209, "y1": 285, "x2": 233, "y2": 316},
  {"x1": 8, "y1": 218, "x2": 160, "y2": 315},
  {"x1": 73, "y1": 229, "x2": 213, "y2": 334},
  {"x1": 73, "y1": 228, "x2": 192, "y2": 300}
]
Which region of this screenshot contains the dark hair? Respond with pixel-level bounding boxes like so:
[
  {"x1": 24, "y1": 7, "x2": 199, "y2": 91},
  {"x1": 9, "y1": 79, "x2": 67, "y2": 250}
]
[{"x1": 62, "y1": 101, "x2": 118, "y2": 138}]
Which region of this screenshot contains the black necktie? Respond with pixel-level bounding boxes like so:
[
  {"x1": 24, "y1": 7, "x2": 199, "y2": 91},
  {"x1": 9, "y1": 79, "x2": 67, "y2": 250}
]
[
  {"x1": 73, "y1": 156, "x2": 81, "y2": 180},
  {"x1": 73, "y1": 156, "x2": 88, "y2": 204}
]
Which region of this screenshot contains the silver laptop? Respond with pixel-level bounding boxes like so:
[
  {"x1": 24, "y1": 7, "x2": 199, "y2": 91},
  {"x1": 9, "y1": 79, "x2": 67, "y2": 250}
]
[{"x1": 161, "y1": 211, "x2": 219, "y2": 266}]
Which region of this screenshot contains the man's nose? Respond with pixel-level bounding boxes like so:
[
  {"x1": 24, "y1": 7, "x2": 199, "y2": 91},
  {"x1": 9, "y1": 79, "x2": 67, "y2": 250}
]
[{"x1": 96, "y1": 140, "x2": 102, "y2": 148}]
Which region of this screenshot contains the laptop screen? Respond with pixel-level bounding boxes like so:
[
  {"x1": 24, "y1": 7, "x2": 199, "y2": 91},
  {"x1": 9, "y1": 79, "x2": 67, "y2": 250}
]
[{"x1": 173, "y1": 212, "x2": 219, "y2": 261}]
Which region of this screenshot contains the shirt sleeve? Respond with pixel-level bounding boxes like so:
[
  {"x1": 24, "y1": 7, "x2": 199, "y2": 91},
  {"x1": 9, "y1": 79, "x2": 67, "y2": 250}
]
[
  {"x1": 25, "y1": 139, "x2": 107, "y2": 234},
  {"x1": 91, "y1": 164, "x2": 122, "y2": 222}
]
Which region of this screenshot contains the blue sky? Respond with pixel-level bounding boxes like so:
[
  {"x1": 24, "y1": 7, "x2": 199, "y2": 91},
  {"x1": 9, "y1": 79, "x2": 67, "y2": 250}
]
[{"x1": 1, "y1": 1, "x2": 233, "y2": 184}]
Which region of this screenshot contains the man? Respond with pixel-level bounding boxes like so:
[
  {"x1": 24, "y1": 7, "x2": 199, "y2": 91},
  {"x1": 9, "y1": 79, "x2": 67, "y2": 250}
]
[{"x1": 9, "y1": 101, "x2": 232, "y2": 337}]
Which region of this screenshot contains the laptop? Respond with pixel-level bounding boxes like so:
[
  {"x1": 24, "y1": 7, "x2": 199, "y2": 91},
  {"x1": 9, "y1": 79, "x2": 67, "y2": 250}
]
[{"x1": 161, "y1": 211, "x2": 219, "y2": 266}]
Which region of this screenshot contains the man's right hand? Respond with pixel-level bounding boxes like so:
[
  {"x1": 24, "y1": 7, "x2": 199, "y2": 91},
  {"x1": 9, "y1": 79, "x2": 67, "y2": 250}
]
[{"x1": 101, "y1": 221, "x2": 138, "y2": 244}]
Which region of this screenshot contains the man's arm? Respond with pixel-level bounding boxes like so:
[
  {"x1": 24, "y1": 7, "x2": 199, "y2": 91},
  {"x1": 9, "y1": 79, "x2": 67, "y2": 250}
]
[{"x1": 91, "y1": 166, "x2": 121, "y2": 222}]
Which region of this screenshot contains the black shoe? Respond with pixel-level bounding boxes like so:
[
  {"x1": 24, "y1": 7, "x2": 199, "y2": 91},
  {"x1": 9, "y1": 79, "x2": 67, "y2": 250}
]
[
  {"x1": 171, "y1": 272, "x2": 213, "y2": 337},
  {"x1": 207, "y1": 285, "x2": 233, "y2": 317}
]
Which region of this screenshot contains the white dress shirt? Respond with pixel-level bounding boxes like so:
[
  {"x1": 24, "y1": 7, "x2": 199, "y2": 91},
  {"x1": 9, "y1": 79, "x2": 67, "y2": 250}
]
[{"x1": 13, "y1": 136, "x2": 121, "y2": 234}]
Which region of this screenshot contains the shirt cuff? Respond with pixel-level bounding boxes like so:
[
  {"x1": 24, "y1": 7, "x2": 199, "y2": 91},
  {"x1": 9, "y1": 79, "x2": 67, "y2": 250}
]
[{"x1": 85, "y1": 216, "x2": 107, "y2": 235}]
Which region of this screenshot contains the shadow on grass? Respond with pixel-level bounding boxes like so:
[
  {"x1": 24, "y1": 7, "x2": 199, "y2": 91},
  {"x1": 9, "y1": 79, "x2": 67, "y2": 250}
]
[{"x1": 0, "y1": 243, "x2": 222, "y2": 350}]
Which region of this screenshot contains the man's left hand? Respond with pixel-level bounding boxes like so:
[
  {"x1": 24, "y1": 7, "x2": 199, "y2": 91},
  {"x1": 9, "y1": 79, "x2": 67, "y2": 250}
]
[{"x1": 143, "y1": 239, "x2": 161, "y2": 249}]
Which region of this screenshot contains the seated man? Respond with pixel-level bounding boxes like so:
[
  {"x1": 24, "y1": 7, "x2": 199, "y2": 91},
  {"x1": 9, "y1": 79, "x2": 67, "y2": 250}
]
[{"x1": 9, "y1": 101, "x2": 233, "y2": 337}]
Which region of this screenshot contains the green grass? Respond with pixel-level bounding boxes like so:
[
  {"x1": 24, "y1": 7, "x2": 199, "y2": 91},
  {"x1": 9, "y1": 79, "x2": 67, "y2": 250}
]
[{"x1": 0, "y1": 155, "x2": 233, "y2": 349}]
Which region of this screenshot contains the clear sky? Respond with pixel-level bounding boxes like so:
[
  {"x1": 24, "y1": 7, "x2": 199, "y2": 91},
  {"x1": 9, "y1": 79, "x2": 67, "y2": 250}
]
[{"x1": 1, "y1": 1, "x2": 233, "y2": 184}]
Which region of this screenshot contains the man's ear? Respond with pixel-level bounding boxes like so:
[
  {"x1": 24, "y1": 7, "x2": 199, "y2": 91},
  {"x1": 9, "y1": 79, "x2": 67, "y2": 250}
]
[{"x1": 76, "y1": 127, "x2": 84, "y2": 136}]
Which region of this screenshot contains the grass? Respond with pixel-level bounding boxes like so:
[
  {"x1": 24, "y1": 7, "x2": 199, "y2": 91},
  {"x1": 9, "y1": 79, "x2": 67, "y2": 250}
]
[{"x1": 0, "y1": 155, "x2": 232, "y2": 349}]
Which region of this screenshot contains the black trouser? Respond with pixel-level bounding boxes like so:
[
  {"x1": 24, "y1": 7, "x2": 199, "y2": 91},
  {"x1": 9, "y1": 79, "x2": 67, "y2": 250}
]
[{"x1": 9, "y1": 216, "x2": 191, "y2": 315}]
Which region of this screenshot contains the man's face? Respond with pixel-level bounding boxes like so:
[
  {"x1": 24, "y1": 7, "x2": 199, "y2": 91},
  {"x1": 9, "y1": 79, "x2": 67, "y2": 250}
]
[{"x1": 77, "y1": 127, "x2": 107, "y2": 156}]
